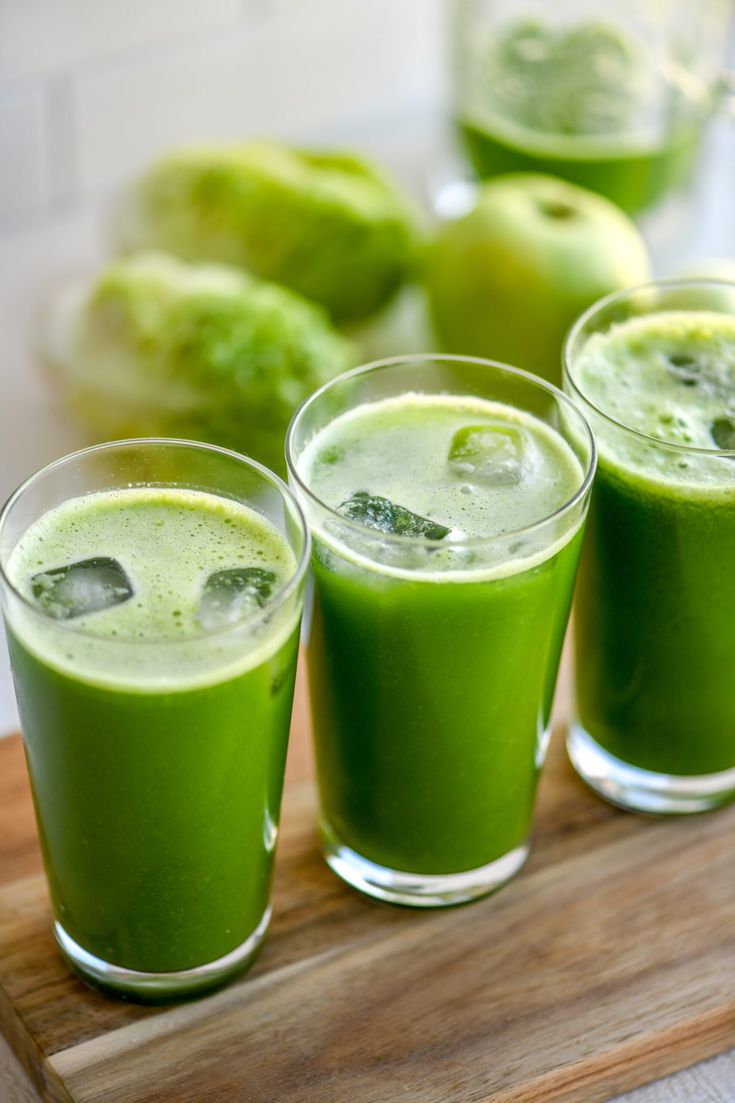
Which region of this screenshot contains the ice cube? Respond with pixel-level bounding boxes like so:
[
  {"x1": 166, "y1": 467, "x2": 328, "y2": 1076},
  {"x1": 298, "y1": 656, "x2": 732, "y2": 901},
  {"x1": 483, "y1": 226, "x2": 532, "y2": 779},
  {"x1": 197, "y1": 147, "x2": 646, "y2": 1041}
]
[
  {"x1": 711, "y1": 417, "x2": 735, "y2": 451},
  {"x1": 337, "y1": 492, "x2": 450, "y2": 540},
  {"x1": 198, "y1": 566, "x2": 277, "y2": 629},
  {"x1": 31, "y1": 557, "x2": 134, "y2": 620},
  {"x1": 448, "y1": 424, "x2": 526, "y2": 486}
]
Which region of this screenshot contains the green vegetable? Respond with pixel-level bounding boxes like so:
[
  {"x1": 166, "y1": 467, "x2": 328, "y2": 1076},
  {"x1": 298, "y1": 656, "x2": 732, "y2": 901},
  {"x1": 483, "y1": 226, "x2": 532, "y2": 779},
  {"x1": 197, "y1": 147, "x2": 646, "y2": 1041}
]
[
  {"x1": 43, "y1": 252, "x2": 354, "y2": 475},
  {"x1": 118, "y1": 141, "x2": 420, "y2": 325}
]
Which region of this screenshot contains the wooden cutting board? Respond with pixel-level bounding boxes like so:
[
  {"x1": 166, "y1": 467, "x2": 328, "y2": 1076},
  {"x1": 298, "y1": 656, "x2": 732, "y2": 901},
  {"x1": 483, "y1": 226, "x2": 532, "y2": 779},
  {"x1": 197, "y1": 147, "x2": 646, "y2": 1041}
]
[{"x1": 1, "y1": 660, "x2": 734, "y2": 1103}]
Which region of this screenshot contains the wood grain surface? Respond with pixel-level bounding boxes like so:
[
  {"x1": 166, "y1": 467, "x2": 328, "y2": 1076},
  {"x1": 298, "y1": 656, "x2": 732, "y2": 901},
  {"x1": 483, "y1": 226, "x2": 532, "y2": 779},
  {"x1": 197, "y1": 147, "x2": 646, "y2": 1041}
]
[
  {"x1": 0, "y1": 1032, "x2": 38, "y2": 1103},
  {"x1": 1, "y1": 660, "x2": 734, "y2": 1103}
]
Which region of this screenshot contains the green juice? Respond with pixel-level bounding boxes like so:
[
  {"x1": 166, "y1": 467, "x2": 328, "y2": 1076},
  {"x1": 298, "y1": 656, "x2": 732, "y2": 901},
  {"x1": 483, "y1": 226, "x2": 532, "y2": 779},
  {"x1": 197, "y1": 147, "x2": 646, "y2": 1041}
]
[
  {"x1": 298, "y1": 394, "x2": 586, "y2": 879},
  {"x1": 570, "y1": 311, "x2": 735, "y2": 782},
  {"x1": 5, "y1": 487, "x2": 299, "y2": 979},
  {"x1": 457, "y1": 120, "x2": 700, "y2": 217},
  {"x1": 454, "y1": 15, "x2": 707, "y2": 215}
]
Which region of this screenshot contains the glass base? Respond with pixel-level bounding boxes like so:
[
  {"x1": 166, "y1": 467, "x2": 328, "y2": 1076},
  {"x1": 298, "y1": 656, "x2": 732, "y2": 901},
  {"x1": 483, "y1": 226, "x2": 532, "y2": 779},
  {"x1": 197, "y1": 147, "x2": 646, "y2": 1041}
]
[
  {"x1": 54, "y1": 905, "x2": 271, "y2": 1002},
  {"x1": 321, "y1": 823, "x2": 529, "y2": 908},
  {"x1": 567, "y1": 724, "x2": 735, "y2": 815}
]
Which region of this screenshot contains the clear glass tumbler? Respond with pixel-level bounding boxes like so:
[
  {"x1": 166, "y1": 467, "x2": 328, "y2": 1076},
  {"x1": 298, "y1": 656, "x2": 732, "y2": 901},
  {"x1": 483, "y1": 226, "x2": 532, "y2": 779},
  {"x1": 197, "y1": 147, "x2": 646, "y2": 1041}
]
[
  {"x1": 450, "y1": 0, "x2": 733, "y2": 216},
  {"x1": 564, "y1": 280, "x2": 735, "y2": 813},
  {"x1": 0, "y1": 439, "x2": 309, "y2": 999},
  {"x1": 287, "y1": 355, "x2": 595, "y2": 906}
]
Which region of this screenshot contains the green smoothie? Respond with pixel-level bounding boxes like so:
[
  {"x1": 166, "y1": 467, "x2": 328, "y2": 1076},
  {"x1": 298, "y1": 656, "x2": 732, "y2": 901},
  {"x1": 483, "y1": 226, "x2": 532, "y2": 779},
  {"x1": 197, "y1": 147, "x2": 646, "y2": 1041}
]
[
  {"x1": 297, "y1": 393, "x2": 586, "y2": 880},
  {"x1": 454, "y1": 17, "x2": 706, "y2": 214},
  {"x1": 5, "y1": 486, "x2": 300, "y2": 980},
  {"x1": 458, "y1": 121, "x2": 700, "y2": 218},
  {"x1": 569, "y1": 311, "x2": 735, "y2": 780}
]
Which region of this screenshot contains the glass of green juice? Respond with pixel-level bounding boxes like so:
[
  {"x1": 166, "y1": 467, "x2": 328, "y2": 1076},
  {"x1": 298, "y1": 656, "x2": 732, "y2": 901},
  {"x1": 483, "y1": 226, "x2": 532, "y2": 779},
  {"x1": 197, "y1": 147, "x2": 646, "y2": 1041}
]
[
  {"x1": 449, "y1": 0, "x2": 731, "y2": 217},
  {"x1": 564, "y1": 279, "x2": 735, "y2": 814},
  {"x1": 0, "y1": 439, "x2": 309, "y2": 999},
  {"x1": 286, "y1": 356, "x2": 595, "y2": 906}
]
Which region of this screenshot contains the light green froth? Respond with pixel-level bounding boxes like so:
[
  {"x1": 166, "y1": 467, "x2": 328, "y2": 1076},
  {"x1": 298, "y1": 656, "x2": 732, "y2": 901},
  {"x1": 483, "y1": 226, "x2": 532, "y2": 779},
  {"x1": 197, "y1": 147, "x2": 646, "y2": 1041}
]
[
  {"x1": 574, "y1": 311, "x2": 735, "y2": 492},
  {"x1": 6, "y1": 488, "x2": 299, "y2": 690},
  {"x1": 301, "y1": 393, "x2": 583, "y2": 540},
  {"x1": 9, "y1": 487, "x2": 295, "y2": 640}
]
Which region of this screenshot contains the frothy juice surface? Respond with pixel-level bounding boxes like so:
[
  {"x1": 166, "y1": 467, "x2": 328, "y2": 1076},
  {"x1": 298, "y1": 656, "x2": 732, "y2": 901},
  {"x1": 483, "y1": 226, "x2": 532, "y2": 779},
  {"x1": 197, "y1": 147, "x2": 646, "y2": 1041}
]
[
  {"x1": 301, "y1": 394, "x2": 583, "y2": 557},
  {"x1": 298, "y1": 394, "x2": 586, "y2": 875},
  {"x1": 5, "y1": 487, "x2": 300, "y2": 976},
  {"x1": 8, "y1": 487, "x2": 296, "y2": 683},
  {"x1": 575, "y1": 311, "x2": 735, "y2": 464},
  {"x1": 570, "y1": 310, "x2": 735, "y2": 776}
]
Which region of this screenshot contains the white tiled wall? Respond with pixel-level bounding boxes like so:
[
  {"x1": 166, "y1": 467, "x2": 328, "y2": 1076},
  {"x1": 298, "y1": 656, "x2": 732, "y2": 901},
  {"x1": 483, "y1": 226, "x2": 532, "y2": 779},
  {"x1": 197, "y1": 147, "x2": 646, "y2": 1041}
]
[
  {"x1": 0, "y1": 0, "x2": 244, "y2": 82},
  {"x1": 0, "y1": 85, "x2": 49, "y2": 214},
  {"x1": 73, "y1": 0, "x2": 442, "y2": 193},
  {"x1": 0, "y1": 0, "x2": 443, "y2": 223}
]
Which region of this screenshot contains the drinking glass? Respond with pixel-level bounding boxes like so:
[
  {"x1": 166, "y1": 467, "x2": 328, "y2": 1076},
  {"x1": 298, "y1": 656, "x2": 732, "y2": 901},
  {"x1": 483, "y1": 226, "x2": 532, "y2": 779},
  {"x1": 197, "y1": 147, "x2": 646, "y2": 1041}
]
[
  {"x1": 0, "y1": 439, "x2": 309, "y2": 999},
  {"x1": 450, "y1": 0, "x2": 733, "y2": 216},
  {"x1": 287, "y1": 356, "x2": 595, "y2": 906},
  {"x1": 564, "y1": 280, "x2": 735, "y2": 813}
]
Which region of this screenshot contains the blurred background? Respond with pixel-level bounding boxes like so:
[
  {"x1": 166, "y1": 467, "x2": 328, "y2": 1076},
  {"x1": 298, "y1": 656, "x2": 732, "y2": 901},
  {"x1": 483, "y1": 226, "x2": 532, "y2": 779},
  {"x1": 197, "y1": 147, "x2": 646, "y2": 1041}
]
[{"x1": 0, "y1": 0, "x2": 734, "y2": 734}]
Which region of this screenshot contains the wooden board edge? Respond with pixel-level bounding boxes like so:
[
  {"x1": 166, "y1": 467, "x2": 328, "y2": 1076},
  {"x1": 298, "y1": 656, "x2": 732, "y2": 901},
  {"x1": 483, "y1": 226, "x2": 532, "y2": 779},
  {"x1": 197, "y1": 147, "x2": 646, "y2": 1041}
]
[
  {"x1": 0, "y1": 986, "x2": 73, "y2": 1103},
  {"x1": 491, "y1": 1004, "x2": 735, "y2": 1103}
]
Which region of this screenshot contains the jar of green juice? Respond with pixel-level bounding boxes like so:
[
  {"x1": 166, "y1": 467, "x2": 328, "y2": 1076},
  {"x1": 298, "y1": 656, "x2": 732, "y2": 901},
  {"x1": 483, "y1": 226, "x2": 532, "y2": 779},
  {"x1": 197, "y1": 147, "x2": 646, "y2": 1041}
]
[{"x1": 450, "y1": 0, "x2": 732, "y2": 217}]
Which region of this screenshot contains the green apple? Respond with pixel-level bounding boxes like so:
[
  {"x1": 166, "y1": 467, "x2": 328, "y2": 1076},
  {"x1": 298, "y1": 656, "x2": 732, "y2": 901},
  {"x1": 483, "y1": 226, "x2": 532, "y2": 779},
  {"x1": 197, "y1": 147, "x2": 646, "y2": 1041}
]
[{"x1": 426, "y1": 173, "x2": 650, "y2": 384}]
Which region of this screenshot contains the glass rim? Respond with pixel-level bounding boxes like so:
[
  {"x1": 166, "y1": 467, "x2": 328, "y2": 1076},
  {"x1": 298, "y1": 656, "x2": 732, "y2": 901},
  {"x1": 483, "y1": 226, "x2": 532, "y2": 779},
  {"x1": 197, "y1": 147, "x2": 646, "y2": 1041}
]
[
  {"x1": 0, "y1": 437, "x2": 311, "y2": 645},
  {"x1": 563, "y1": 277, "x2": 735, "y2": 458},
  {"x1": 285, "y1": 353, "x2": 597, "y2": 552}
]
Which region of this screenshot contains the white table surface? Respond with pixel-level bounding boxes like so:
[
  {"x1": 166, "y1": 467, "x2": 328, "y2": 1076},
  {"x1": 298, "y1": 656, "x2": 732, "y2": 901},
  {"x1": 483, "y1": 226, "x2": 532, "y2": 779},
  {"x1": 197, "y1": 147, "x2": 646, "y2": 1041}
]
[{"x1": 0, "y1": 114, "x2": 733, "y2": 1101}]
